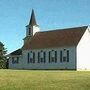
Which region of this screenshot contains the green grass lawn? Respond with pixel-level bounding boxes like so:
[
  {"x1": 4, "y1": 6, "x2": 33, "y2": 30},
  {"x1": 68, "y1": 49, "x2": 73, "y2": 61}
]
[{"x1": 0, "y1": 70, "x2": 90, "y2": 90}]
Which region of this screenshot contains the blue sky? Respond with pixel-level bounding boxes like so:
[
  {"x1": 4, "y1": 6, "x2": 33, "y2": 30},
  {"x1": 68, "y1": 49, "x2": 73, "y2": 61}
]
[{"x1": 0, "y1": 0, "x2": 90, "y2": 53}]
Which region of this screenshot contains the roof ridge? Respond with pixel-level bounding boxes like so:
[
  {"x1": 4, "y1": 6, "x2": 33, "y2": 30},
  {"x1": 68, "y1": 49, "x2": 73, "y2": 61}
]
[{"x1": 39, "y1": 25, "x2": 88, "y2": 33}]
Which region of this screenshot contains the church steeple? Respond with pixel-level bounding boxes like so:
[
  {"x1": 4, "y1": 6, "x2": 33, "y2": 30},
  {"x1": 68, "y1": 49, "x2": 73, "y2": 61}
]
[
  {"x1": 25, "y1": 9, "x2": 40, "y2": 40},
  {"x1": 29, "y1": 9, "x2": 37, "y2": 26}
]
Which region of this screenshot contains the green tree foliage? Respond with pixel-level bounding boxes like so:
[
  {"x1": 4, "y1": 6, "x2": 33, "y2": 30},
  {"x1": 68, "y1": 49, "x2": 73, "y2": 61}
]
[{"x1": 0, "y1": 42, "x2": 7, "y2": 68}]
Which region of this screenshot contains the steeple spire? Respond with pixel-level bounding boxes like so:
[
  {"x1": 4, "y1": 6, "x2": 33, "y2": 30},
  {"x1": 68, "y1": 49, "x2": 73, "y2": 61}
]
[
  {"x1": 29, "y1": 9, "x2": 37, "y2": 26},
  {"x1": 24, "y1": 9, "x2": 40, "y2": 41}
]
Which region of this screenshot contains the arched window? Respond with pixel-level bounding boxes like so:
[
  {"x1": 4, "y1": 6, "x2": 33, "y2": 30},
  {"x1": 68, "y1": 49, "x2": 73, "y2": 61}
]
[
  {"x1": 27, "y1": 51, "x2": 35, "y2": 63},
  {"x1": 38, "y1": 50, "x2": 46, "y2": 63},
  {"x1": 48, "y1": 50, "x2": 57, "y2": 63},
  {"x1": 12, "y1": 57, "x2": 19, "y2": 64}
]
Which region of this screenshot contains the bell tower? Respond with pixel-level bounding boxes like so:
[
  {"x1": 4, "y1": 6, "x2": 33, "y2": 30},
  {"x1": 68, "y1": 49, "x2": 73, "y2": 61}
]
[{"x1": 24, "y1": 9, "x2": 40, "y2": 43}]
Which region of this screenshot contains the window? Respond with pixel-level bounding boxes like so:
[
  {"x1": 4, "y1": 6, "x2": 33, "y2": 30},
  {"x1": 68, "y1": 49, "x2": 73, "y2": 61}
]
[
  {"x1": 51, "y1": 50, "x2": 55, "y2": 63},
  {"x1": 30, "y1": 52, "x2": 35, "y2": 63},
  {"x1": 17, "y1": 57, "x2": 19, "y2": 63},
  {"x1": 60, "y1": 51, "x2": 62, "y2": 62},
  {"x1": 51, "y1": 57, "x2": 55, "y2": 62},
  {"x1": 33, "y1": 52, "x2": 35, "y2": 63},
  {"x1": 44, "y1": 52, "x2": 46, "y2": 63},
  {"x1": 38, "y1": 51, "x2": 46, "y2": 63},
  {"x1": 63, "y1": 57, "x2": 66, "y2": 62},
  {"x1": 27, "y1": 52, "x2": 35, "y2": 63},
  {"x1": 60, "y1": 50, "x2": 69, "y2": 63},
  {"x1": 40, "y1": 58, "x2": 43, "y2": 63},
  {"x1": 40, "y1": 51, "x2": 44, "y2": 63},
  {"x1": 67, "y1": 50, "x2": 69, "y2": 62},
  {"x1": 27, "y1": 53, "x2": 30, "y2": 63},
  {"x1": 55, "y1": 51, "x2": 57, "y2": 63},
  {"x1": 12, "y1": 58, "x2": 14, "y2": 64},
  {"x1": 48, "y1": 50, "x2": 57, "y2": 63},
  {"x1": 30, "y1": 51, "x2": 33, "y2": 63},
  {"x1": 62, "y1": 49, "x2": 68, "y2": 62},
  {"x1": 12, "y1": 57, "x2": 19, "y2": 64},
  {"x1": 29, "y1": 28, "x2": 31, "y2": 35},
  {"x1": 38, "y1": 52, "x2": 40, "y2": 63},
  {"x1": 30, "y1": 58, "x2": 32, "y2": 63},
  {"x1": 49, "y1": 51, "x2": 51, "y2": 63}
]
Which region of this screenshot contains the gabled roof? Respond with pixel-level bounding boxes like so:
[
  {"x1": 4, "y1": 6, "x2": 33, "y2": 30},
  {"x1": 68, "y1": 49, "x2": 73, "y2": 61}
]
[
  {"x1": 9, "y1": 49, "x2": 22, "y2": 56},
  {"x1": 22, "y1": 26, "x2": 88, "y2": 50},
  {"x1": 29, "y1": 9, "x2": 37, "y2": 26}
]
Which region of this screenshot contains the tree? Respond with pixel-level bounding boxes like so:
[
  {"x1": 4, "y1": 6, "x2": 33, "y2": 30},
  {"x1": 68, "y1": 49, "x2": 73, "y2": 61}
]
[{"x1": 0, "y1": 42, "x2": 7, "y2": 68}]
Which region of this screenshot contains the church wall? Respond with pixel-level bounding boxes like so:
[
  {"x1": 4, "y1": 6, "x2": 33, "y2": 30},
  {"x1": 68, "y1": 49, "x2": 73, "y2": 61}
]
[
  {"x1": 77, "y1": 27, "x2": 90, "y2": 70},
  {"x1": 20, "y1": 46, "x2": 76, "y2": 70},
  {"x1": 9, "y1": 55, "x2": 23, "y2": 69}
]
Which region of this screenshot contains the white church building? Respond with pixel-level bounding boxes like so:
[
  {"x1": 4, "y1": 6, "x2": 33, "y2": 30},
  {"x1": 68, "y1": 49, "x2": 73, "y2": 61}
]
[{"x1": 8, "y1": 10, "x2": 90, "y2": 70}]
